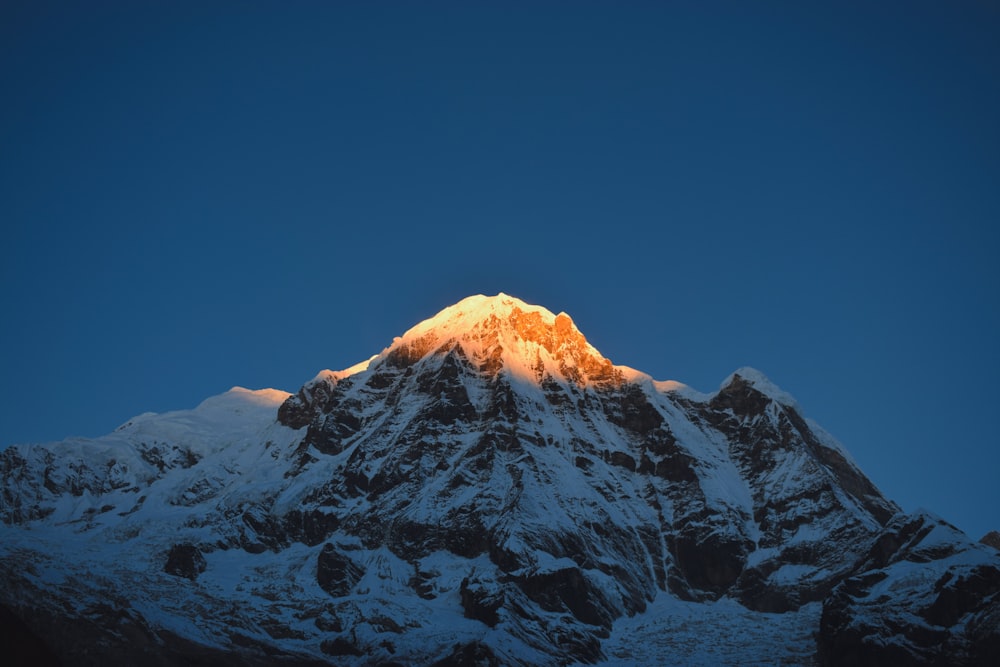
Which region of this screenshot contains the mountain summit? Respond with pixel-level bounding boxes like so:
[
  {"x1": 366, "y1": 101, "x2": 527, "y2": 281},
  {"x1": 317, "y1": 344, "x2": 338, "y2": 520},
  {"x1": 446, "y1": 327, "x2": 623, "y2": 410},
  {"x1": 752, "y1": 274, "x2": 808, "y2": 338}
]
[
  {"x1": 381, "y1": 293, "x2": 620, "y2": 387},
  {"x1": 2, "y1": 294, "x2": 999, "y2": 665}
]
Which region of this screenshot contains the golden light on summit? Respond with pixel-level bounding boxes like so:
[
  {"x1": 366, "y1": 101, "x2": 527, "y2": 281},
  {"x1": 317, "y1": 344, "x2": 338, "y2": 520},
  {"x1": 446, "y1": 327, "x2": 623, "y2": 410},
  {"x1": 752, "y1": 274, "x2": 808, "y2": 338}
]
[
  {"x1": 320, "y1": 294, "x2": 683, "y2": 393},
  {"x1": 362, "y1": 293, "x2": 624, "y2": 388}
]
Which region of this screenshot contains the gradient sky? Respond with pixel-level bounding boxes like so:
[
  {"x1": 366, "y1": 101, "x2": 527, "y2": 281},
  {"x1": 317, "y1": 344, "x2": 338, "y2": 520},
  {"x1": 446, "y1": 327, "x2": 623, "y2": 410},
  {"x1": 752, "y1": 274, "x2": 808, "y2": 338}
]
[{"x1": 2, "y1": 2, "x2": 998, "y2": 540}]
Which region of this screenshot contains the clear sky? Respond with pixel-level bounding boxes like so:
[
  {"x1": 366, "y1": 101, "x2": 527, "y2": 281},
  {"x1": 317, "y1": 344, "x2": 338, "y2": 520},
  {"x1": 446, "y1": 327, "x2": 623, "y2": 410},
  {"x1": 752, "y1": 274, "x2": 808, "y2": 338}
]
[{"x1": 2, "y1": 2, "x2": 998, "y2": 540}]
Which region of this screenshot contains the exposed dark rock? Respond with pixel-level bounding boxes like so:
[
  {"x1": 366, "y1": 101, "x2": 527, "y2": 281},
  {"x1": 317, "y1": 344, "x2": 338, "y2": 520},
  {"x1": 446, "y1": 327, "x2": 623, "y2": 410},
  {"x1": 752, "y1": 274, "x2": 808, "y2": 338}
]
[
  {"x1": 384, "y1": 332, "x2": 439, "y2": 369},
  {"x1": 514, "y1": 565, "x2": 619, "y2": 628},
  {"x1": 855, "y1": 513, "x2": 947, "y2": 571},
  {"x1": 376, "y1": 507, "x2": 491, "y2": 562},
  {"x1": 924, "y1": 565, "x2": 1000, "y2": 628},
  {"x1": 430, "y1": 641, "x2": 501, "y2": 667},
  {"x1": 320, "y1": 637, "x2": 364, "y2": 657},
  {"x1": 306, "y1": 406, "x2": 362, "y2": 456},
  {"x1": 817, "y1": 512, "x2": 1000, "y2": 666},
  {"x1": 281, "y1": 508, "x2": 340, "y2": 546},
  {"x1": 607, "y1": 450, "x2": 636, "y2": 472},
  {"x1": 966, "y1": 602, "x2": 1000, "y2": 666},
  {"x1": 980, "y1": 531, "x2": 1000, "y2": 551},
  {"x1": 316, "y1": 543, "x2": 364, "y2": 597},
  {"x1": 783, "y1": 409, "x2": 893, "y2": 523},
  {"x1": 643, "y1": 437, "x2": 698, "y2": 484},
  {"x1": 545, "y1": 625, "x2": 605, "y2": 665},
  {"x1": 164, "y1": 544, "x2": 206, "y2": 580},
  {"x1": 460, "y1": 577, "x2": 503, "y2": 627},
  {"x1": 139, "y1": 443, "x2": 200, "y2": 472},
  {"x1": 278, "y1": 375, "x2": 343, "y2": 430},
  {"x1": 606, "y1": 384, "x2": 664, "y2": 435},
  {"x1": 239, "y1": 503, "x2": 290, "y2": 552},
  {"x1": 669, "y1": 529, "x2": 750, "y2": 597},
  {"x1": 482, "y1": 379, "x2": 519, "y2": 422},
  {"x1": 710, "y1": 373, "x2": 773, "y2": 417},
  {"x1": 416, "y1": 349, "x2": 479, "y2": 425}
]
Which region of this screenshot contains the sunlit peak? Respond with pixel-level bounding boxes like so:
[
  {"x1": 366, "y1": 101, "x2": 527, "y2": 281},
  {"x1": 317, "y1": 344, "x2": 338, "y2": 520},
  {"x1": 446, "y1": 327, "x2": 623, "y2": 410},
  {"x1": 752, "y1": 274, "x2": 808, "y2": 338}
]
[{"x1": 380, "y1": 293, "x2": 626, "y2": 387}]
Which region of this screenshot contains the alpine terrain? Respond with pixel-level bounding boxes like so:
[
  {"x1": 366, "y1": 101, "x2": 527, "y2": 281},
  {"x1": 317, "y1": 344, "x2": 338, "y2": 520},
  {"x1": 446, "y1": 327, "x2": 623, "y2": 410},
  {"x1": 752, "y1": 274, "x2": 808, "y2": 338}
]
[{"x1": 2, "y1": 294, "x2": 998, "y2": 666}]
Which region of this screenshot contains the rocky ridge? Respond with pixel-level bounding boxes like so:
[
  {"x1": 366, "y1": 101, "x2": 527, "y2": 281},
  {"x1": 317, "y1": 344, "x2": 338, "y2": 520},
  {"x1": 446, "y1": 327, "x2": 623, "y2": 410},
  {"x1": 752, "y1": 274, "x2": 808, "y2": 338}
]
[{"x1": 1, "y1": 294, "x2": 998, "y2": 665}]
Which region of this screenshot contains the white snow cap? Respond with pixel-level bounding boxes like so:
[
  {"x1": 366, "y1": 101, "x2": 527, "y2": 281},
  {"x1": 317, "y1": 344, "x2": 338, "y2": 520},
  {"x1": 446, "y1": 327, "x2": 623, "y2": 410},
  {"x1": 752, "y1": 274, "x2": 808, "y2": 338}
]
[
  {"x1": 396, "y1": 292, "x2": 560, "y2": 340},
  {"x1": 195, "y1": 386, "x2": 291, "y2": 411},
  {"x1": 388, "y1": 292, "x2": 613, "y2": 385},
  {"x1": 324, "y1": 293, "x2": 693, "y2": 392}
]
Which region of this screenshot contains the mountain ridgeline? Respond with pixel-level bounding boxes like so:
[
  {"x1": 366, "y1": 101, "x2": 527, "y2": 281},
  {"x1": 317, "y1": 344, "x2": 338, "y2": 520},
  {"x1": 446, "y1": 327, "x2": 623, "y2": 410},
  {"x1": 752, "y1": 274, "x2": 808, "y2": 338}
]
[{"x1": 2, "y1": 294, "x2": 998, "y2": 665}]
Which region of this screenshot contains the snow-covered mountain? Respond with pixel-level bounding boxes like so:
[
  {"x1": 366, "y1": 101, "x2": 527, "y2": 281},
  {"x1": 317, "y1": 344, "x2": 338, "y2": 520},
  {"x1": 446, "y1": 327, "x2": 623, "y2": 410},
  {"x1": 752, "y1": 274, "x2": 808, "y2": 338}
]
[{"x1": 2, "y1": 294, "x2": 998, "y2": 666}]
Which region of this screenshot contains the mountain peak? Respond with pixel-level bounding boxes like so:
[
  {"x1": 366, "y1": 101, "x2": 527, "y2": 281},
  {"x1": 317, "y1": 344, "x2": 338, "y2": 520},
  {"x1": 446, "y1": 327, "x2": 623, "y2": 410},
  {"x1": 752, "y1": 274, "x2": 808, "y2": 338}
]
[
  {"x1": 720, "y1": 367, "x2": 799, "y2": 408},
  {"x1": 382, "y1": 293, "x2": 621, "y2": 386},
  {"x1": 7, "y1": 293, "x2": 997, "y2": 667},
  {"x1": 399, "y1": 293, "x2": 559, "y2": 338}
]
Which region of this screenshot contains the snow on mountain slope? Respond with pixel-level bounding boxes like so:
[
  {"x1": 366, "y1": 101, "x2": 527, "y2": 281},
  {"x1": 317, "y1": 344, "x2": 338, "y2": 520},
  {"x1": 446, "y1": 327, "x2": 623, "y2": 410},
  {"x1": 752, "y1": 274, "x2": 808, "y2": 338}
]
[
  {"x1": 818, "y1": 510, "x2": 1000, "y2": 665},
  {"x1": 1, "y1": 294, "x2": 997, "y2": 666},
  {"x1": 1, "y1": 386, "x2": 292, "y2": 524},
  {"x1": 589, "y1": 596, "x2": 823, "y2": 667}
]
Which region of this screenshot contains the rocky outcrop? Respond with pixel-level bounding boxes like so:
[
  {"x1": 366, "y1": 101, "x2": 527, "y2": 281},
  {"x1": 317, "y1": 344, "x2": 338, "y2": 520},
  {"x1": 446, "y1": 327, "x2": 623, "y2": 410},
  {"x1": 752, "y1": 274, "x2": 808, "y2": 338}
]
[
  {"x1": 981, "y1": 530, "x2": 1000, "y2": 551},
  {"x1": 698, "y1": 372, "x2": 898, "y2": 612},
  {"x1": 430, "y1": 641, "x2": 502, "y2": 667},
  {"x1": 316, "y1": 544, "x2": 364, "y2": 597},
  {"x1": 164, "y1": 543, "x2": 206, "y2": 580},
  {"x1": 817, "y1": 511, "x2": 1000, "y2": 666}
]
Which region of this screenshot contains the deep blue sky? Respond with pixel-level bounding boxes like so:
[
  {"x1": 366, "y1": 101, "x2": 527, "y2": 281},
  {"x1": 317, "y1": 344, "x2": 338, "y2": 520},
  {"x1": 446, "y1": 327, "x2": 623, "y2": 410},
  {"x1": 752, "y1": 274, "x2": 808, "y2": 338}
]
[{"x1": 2, "y1": 2, "x2": 998, "y2": 540}]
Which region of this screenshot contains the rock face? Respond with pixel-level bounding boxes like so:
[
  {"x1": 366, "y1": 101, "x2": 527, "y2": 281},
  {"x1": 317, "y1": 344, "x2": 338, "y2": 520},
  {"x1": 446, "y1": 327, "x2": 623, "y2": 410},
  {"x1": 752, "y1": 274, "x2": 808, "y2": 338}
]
[
  {"x1": 316, "y1": 543, "x2": 364, "y2": 597},
  {"x1": 981, "y1": 531, "x2": 1000, "y2": 551},
  {"x1": 1, "y1": 294, "x2": 997, "y2": 665},
  {"x1": 818, "y1": 512, "x2": 1000, "y2": 666},
  {"x1": 165, "y1": 543, "x2": 207, "y2": 580}
]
